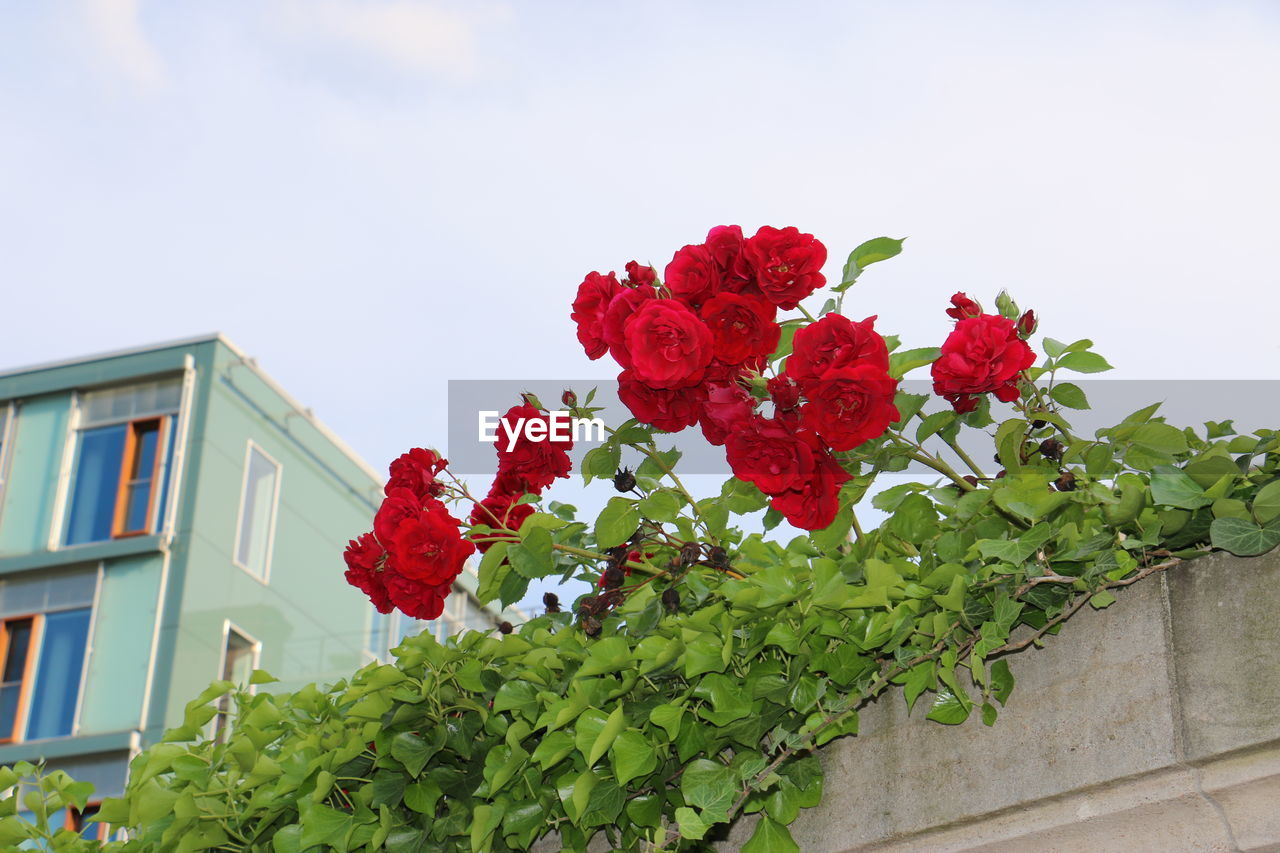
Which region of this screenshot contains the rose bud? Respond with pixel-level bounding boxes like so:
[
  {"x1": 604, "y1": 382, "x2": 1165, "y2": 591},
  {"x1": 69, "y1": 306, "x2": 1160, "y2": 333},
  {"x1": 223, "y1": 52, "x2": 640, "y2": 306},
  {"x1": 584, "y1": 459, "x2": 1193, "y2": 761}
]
[
  {"x1": 1054, "y1": 471, "x2": 1077, "y2": 491},
  {"x1": 661, "y1": 588, "x2": 680, "y2": 612},
  {"x1": 581, "y1": 615, "x2": 602, "y2": 637},
  {"x1": 613, "y1": 467, "x2": 636, "y2": 492},
  {"x1": 1016, "y1": 309, "x2": 1038, "y2": 339},
  {"x1": 1031, "y1": 419, "x2": 1047, "y2": 429},
  {"x1": 945, "y1": 292, "x2": 983, "y2": 321},
  {"x1": 995, "y1": 469, "x2": 1007, "y2": 479},
  {"x1": 561, "y1": 389, "x2": 578, "y2": 407},
  {"x1": 679, "y1": 542, "x2": 702, "y2": 566},
  {"x1": 962, "y1": 475, "x2": 979, "y2": 488},
  {"x1": 498, "y1": 621, "x2": 513, "y2": 635},
  {"x1": 543, "y1": 591, "x2": 561, "y2": 613},
  {"x1": 1040, "y1": 438, "x2": 1064, "y2": 460}
]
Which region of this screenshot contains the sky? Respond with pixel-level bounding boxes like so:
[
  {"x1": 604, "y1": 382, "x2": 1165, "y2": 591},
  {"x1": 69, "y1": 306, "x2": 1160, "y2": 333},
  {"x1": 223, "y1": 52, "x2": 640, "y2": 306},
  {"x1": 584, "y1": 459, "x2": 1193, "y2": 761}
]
[{"x1": 2, "y1": 1, "x2": 1279, "y2": 610}]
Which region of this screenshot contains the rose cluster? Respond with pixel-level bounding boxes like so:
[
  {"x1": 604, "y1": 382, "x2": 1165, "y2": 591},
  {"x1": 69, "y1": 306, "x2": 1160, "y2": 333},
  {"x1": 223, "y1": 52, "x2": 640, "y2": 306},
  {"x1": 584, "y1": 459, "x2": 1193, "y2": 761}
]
[
  {"x1": 571, "y1": 225, "x2": 902, "y2": 530},
  {"x1": 467, "y1": 400, "x2": 574, "y2": 552},
  {"x1": 931, "y1": 293, "x2": 1036, "y2": 413},
  {"x1": 343, "y1": 448, "x2": 475, "y2": 620}
]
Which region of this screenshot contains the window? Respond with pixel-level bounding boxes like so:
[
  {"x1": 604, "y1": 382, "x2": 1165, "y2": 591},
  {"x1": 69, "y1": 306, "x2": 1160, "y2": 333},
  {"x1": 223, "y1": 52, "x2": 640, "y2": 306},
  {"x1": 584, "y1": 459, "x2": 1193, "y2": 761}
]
[
  {"x1": 64, "y1": 380, "x2": 181, "y2": 546},
  {"x1": 213, "y1": 625, "x2": 259, "y2": 743},
  {"x1": 365, "y1": 589, "x2": 498, "y2": 661},
  {"x1": 233, "y1": 443, "x2": 280, "y2": 580},
  {"x1": 0, "y1": 569, "x2": 95, "y2": 743}
]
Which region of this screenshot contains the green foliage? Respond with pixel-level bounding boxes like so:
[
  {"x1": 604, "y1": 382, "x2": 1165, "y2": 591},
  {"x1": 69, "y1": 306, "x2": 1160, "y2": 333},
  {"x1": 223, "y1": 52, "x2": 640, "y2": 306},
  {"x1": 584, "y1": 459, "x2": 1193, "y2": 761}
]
[{"x1": 7, "y1": 248, "x2": 1280, "y2": 851}]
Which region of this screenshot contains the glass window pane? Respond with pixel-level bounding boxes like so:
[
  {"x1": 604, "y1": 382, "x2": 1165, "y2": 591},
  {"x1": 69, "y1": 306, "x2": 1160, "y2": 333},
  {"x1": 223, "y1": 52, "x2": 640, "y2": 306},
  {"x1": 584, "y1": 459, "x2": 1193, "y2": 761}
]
[
  {"x1": 2, "y1": 620, "x2": 31, "y2": 681},
  {"x1": 123, "y1": 483, "x2": 151, "y2": 532},
  {"x1": 152, "y1": 415, "x2": 177, "y2": 531},
  {"x1": 235, "y1": 448, "x2": 279, "y2": 577},
  {"x1": 25, "y1": 609, "x2": 92, "y2": 740},
  {"x1": 65, "y1": 426, "x2": 127, "y2": 546},
  {"x1": 80, "y1": 379, "x2": 181, "y2": 427}
]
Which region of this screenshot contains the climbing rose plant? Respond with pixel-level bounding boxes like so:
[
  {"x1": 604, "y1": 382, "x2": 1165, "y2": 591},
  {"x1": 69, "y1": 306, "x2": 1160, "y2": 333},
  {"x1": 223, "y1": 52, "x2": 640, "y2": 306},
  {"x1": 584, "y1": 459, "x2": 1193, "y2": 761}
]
[{"x1": 5, "y1": 229, "x2": 1280, "y2": 852}]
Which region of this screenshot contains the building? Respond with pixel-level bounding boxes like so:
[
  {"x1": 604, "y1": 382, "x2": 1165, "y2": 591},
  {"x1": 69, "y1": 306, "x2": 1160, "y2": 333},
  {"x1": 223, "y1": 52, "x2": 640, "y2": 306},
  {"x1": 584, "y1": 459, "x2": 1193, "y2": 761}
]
[{"x1": 0, "y1": 334, "x2": 506, "y2": 837}]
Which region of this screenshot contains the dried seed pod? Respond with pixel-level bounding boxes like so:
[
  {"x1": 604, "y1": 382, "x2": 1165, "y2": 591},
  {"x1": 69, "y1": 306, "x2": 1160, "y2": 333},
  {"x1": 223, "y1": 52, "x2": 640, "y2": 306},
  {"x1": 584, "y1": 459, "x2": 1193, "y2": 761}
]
[
  {"x1": 581, "y1": 615, "x2": 601, "y2": 637},
  {"x1": 543, "y1": 591, "x2": 560, "y2": 613},
  {"x1": 661, "y1": 588, "x2": 680, "y2": 612},
  {"x1": 1039, "y1": 438, "x2": 1064, "y2": 461},
  {"x1": 578, "y1": 594, "x2": 602, "y2": 615},
  {"x1": 601, "y1": 566, "x2": 625, "y2": 590},
  {"x1": 498, "y1": 621, "x2": 513, "y2": 635},
  {"x1": 707, "y1": 546, "x2": 728, "y2": 568},
  {"x1": 1054, "y1": 471, "x2": 1078, "y2": 492},
  {"x1": 679, "y1": 542, "x2": 702, "y2": 566},
  {"x1": 613, "y1": 467, "x2": 636, "y2": 492}
]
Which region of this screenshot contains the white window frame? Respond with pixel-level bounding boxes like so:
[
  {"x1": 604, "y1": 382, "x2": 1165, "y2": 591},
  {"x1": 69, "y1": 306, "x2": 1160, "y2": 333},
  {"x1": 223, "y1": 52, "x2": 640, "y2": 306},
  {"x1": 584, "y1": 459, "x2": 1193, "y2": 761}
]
[
  {"x1": 210, "y1": 620, "x2": 262, "y2": 742},
  {"x1": 231, "y1": 441, "x2": 282, "y2": 584},
  {"x1": 0, "y1": 401, "x2": 16, "y2": 533}
]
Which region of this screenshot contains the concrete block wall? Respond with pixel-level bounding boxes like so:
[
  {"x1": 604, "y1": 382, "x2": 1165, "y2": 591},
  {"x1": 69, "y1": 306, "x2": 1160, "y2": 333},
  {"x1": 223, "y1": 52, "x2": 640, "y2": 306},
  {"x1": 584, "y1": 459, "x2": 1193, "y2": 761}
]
[{"x1": 718, "y1": 550, "x2": 1280, "y2": 852}]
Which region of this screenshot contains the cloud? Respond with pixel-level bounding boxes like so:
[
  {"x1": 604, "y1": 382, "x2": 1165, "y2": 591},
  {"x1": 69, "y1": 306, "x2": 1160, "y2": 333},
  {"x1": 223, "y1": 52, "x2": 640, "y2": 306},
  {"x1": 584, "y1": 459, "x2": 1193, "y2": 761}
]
[
  {"x1": 276, "y1": 0, "x2": 500, "y2": 76},
  {"x1": 83, "y1": 0, "x2": 167, "y2": 89}
]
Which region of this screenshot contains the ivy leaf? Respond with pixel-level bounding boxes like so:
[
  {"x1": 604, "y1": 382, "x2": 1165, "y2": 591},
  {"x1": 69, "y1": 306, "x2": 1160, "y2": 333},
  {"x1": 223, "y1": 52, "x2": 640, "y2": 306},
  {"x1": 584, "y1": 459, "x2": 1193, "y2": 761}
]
[
  {"x1": 990, "y1": 659, "x2": 1015, "y2": 705},
  {"x1": 926, "y1": 689, "x2": 972, "y2": 725},
  {"x1": 390, "y1": 732, "x2": 437, "y2": 777},
  {"x1": 575, "y1": 705, "x2": 626, "y2": 768},
  {"x1": 681, "y1": 758, "x2": 736, "y2": 818},
  {"x1": 1150, "y1": 465, "x2": 1211, "y2": 509},
  {"x1": 1210, "y1": 517, "x2": 1280, "y2": 556},
  {"x1": 675, "y1": 806, "x2": 712, "y2": 840},
  {"x1": 742, "y1": 816, "x2": 800, "y2": 853},
  {"x1": 1251, "y1": 480, "x2": 1280, "y2": 524},
  {"x1": 610, "y1": 730, "x2": 658, "y2": 787}
]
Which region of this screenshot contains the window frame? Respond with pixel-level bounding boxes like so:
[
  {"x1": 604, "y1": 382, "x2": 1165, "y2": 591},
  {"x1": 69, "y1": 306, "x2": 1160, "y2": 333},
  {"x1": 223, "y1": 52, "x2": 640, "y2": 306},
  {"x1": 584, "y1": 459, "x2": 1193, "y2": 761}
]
[
  {"x1": 0, "y1": 401, "x2": 16, "y2": 533},
  {"x1": 0, "y1": 614, "x2": 41, "y2": 744},
  {"x1": 110, "y1": 416, "x2": 168, "y2": 539},
  {"x1": 212, "y1": 620, "x2": 261, "y2": 743},
  {"x1": 231, "y1": 440, "x2": 282, "y2": 584}
]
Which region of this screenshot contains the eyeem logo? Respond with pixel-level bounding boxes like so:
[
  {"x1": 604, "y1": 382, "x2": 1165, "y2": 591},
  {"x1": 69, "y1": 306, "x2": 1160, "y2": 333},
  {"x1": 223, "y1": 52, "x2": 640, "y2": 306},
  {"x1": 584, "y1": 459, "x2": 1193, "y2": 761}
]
[{"x1": 478, "y1": 410, "x2": 606, "y2": 443}]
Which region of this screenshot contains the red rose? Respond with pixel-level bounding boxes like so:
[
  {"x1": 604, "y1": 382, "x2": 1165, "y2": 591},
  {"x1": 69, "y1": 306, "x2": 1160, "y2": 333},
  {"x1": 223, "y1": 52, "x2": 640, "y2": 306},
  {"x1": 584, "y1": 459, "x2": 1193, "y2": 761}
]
[
  {"x1": 385, "y1": 502, "x2": 474, "y2": 585},
  {"x1": 495, "y1": 403, "x2": 574, "y2": 492},
  {"x1": 785, "y1": 314, "x2": 889, "y2": 388},
  {"x1": 664, "y1": 243, "x2": 721, "y2": 308},
  {"x1": 344, "y1": 532, "x2": 392, "y2": 613},
  {"x1": 386, "y1": 448, "x2": 448, "y2": 500},
  {"x1": 931, "y1": 314, "x2": 1036, "y2": 413},
  {"x1": 945, "y1": 292, "x2": 983, "y2": 320},
  {"x1": 700, "y1": 293, "x2": 780, "y2": 365},
  {"x1": 769, "y1": 448, "x2": 850, "y2": 531},
  {"x1": 383, "y1": 571, "x2": 452, "y2": 621},
  {"x1": 698, "y1": 380, "x2": 756, "y2": 446},
  {"x1": 623, "y1": 300, "x2": 714, "y2": 389},
  {"x1": 800, "y1": 365, "x2": 900, "y2": 451},
  {"x1": 624, "y1": 260, "x2": 657, "y2": 287},
  {"x1": 704, "y1": 225, "x2": 756, "y2": 294},
  {"x1": 724, "y1": 415, "x2": 817, "y2": 495},
  {"x1": 767, "y1": 374, "x2": 801, "y2": 415},
  {"x1": 601, "y1": 286, "x2": 656, "y2": 368},
  {"x1": 618, "y1": 370, "x2": 707, "y2": 432},
  {"x1": 374, "y1": 487, "x2": 429, "y2": 546},
  {"x1": 744, "y1": 226, "x2": 827, "y2": 310},
  {"x1": 1016, "y1": 309, "x2": 1037, "y2": 339},
  {"x1": 571, "y1": 271, "x2": 623, "y2": 360}
]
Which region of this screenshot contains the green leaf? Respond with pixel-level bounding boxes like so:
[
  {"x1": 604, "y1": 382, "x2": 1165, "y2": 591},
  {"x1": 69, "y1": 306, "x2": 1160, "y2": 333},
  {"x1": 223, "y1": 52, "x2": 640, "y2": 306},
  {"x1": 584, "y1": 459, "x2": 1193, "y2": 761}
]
[
  {"x1": 595, "y1": 497, "x2": 640, "y2": 549},
  {"x1": 649, "y1": 704, "x2": 684, "y2": 741},
  {"x1": 575, "y1": 705, "x2": 626, "y2": 768},
  {"x1": 888, "y1": 347, "x2": 940, "y2": 380},
  {"x1": 1057, "y1": 351, "x2": 1113, "y2": 373},
  {"x1": 610, "y1": 730, "x2": 658, "y2": 786},
  {"x1": 837, "y1": 236, "x2": 905, "y2": 290},
  {"x1": 1150, "y1": 465, "x2": 1211, "y2": 509},
  {"x1": 681, "y1": 759, "x2": 736, "y2": 818},
  {"x1": 742, "y1": 816, "x2": 800, "y2": 853},
  {"x1": 390, "y1": 731, "x2": 437, "y2": 777},
  {"x1": 578, "y1": 636, "x2": 632, "y2": 677},
  {"x1": 582, "y1": 444, "x2": 620, "y2": 484},
  {"x1": 676, "y1": 806, "x2": 712, "y2": 840},
  {"x1": 475, "y1": 541, "x2": 511, "y2": 606},
  {"x1": 1049, "y1": 382, "x2": 1089, "y2": 410},
  {"x1": 639, "y1": 489, "x2": 684, "y2": 522},
  {"x1": 507, "y1": 526, "x2": 553, "y2": 578},
  {"x1": 990, "y1": 659, "x2": 1015, "y2": 705},
  {"x1": 1252, "y1": 480, "x2": 1280, "y2": 524},
  {"x1": 926, "y1": 689, "x2": 972, "y2": 725},
  {"x1": 470, "y1": 803, "x2": 503, "y2": 853},
  {"x1": 1210, "y1": 517, "x2": 1280, "y2": 556}
]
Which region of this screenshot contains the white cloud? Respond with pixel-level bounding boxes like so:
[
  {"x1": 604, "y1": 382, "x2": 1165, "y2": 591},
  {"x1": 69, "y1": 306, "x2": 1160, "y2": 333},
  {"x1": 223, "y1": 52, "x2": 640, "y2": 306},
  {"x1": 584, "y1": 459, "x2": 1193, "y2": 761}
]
[
  {"x1": 83, "y1": 0, "x2": 167, "y2": 89},
  {"x1": 276, "y1": 0, "x2": 501, "y2": 76}
]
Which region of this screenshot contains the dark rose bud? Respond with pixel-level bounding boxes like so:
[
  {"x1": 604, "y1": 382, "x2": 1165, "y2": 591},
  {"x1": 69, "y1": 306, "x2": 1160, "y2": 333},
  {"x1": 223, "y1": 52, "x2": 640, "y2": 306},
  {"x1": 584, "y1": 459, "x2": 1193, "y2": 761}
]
[
  {"x1": 498, "y1": 621, "x2": 513, "y2": 635},
  {"x1": 561, "y1": 389, "x2": 577, "y2": 408},
  {"x1": 962, "y1": 475, "x2": 979, "y2": 488},
  {"x1": 1054, "y1": 471, "x2": 1077, "y2": 492},
  {"x1": 679, "y1": 542, "x2": 702, "y2": 566},
  {"x1": 945, "y1": 292, "x2": 983, "y2": 321},
  {"x1": 1040, "y1": 438, "x2": 1064, "y2": 460},
  {"x1": 542, "y1": 592, "x2": 561, "y2": 613},
  {"x1": 605, "y1": 545, "x2": 627, "y2": 567},
  {"x1": 601, "y1": 566, "x2": 625, "y2": 590},
  {"x1": 661, "y1": 588, "x2": 680, "y2": 612},
  {"x1": 995, "y1": 469, "x2": 1007, "y2": 479},
  {"x1": 707, "y1": 546, "x2": 728, "y2": 568},
  {"x1": 1016, "y1": 309, "x2": 1038, "y2": 339},
  {"x1": 600, "y1": 589, "x2": 624, "y2": 609},
  {"x1": 613, "y1": 467, "x2": 636, "y2": 492},
  {"x1": 578, "y1": 594, "x2": 601, "y2": 615},
  {"x1": 1031, "y1": 419, "x2": 1047, "y2": 429},
  {"x1": 581, "y1": 615, "x2": 601, "y2": 636},
  {"x1": 766, "y1": 374, "x2": 801, "y2": 412}
]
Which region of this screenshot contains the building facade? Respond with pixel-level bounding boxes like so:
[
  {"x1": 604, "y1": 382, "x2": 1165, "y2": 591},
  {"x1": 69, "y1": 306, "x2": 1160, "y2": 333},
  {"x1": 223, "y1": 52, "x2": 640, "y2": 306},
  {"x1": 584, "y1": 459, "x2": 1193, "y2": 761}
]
[{"x1": 0, "y1": 335, "x2": 504, "y2": 837}]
